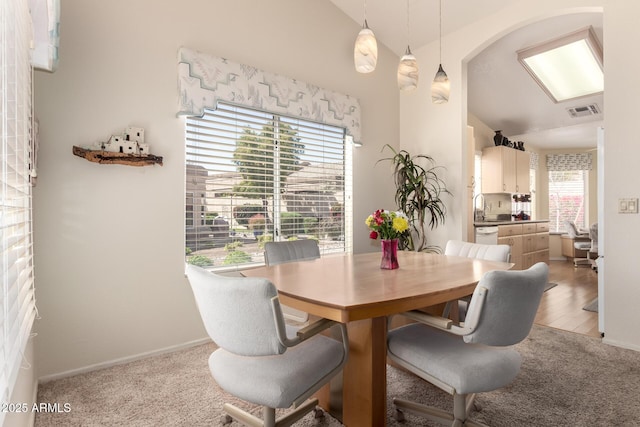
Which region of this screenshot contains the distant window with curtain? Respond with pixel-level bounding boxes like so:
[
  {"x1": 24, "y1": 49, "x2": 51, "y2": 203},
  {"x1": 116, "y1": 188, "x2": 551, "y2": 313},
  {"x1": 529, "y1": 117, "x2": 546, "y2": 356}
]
[
  {"x1": 185, "y1": 103, "x2": 352, "y2": 270},
  {"x1": 547, "y1": 153, "x2": 592, "y2": 233},
  {"x1": 1, "y1": 0, "x2": 37, "y2": 417},
  {"x1": 529, "y1": 152, "x2": 538, "y2": 220}
]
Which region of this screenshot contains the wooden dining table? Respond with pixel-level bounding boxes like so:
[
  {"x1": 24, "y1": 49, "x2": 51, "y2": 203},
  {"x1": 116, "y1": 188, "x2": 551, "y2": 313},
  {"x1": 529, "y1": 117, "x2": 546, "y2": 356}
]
[{"x1": 242, "y1": 250, "x2": 513, "y2": 427}]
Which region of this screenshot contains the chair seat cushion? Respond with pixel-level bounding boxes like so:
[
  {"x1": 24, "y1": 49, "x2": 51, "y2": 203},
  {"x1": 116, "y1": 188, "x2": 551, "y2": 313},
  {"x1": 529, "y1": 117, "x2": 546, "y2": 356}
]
[
  {"x1": 388, "y1": 323, "x2": 521, "y2": 395},
  {"x1": 574, "y1": 241, "x2": 591, "y2": 250},
  {"x1": 210, "y1": 334, "x2": 344, "y2": 408}
]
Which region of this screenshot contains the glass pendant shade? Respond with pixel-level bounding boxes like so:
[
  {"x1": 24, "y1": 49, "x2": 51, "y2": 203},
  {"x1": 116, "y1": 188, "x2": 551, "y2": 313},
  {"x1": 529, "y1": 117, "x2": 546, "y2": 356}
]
[
  {"x1": 397, "y1": 46, "x2": 418, "y2": 91},
  {"x1": 354, "y1": 21, "x2": 378, "y2": 73},
  {"x1": 431, "y1": 64, "x2": 450, "y2": 104}
]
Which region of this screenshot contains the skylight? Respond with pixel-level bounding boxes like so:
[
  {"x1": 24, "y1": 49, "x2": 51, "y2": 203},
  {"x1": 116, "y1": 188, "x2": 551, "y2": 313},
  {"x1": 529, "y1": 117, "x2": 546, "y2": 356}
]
[{"x1": 517, "y1": 26, "x2": 603, "y2": 103}]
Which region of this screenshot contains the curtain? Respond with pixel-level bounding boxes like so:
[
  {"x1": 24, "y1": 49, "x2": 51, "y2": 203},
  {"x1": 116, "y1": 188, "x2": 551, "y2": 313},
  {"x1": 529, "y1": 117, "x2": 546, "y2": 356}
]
[
  {"x1": 28, "y1": 0, "x2": 60, "y2": 71},
  {"x1": 546, "y1": 153, "x2": 592, "y2": 171},
  {"x1": 177, "y1": 47, "x2": 362, "y2": 144},
  {"x1": 1, "y1": 0, "x2": 37, "y2": 417}
]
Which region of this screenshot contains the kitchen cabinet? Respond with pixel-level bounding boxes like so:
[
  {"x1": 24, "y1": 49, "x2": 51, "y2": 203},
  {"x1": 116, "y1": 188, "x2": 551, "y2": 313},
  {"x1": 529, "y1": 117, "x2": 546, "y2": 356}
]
[
  {"x1": 497, "y1": 221, "x2": 548, "y2": 270},
  {"x1": 525, "y1": 222, "x2": 549, "y2": 269},
  {"x1": 498, "y1": 224, "x2": 523, "y2": 270},
  {"x1": 481, "y1": 146, "x2": 530, "y2": 194}
]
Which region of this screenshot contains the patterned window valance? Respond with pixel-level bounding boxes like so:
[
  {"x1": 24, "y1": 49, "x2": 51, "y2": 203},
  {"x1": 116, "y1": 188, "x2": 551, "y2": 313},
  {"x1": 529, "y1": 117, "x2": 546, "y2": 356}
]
[
  {"x1": 546, "y1": 153, "x2": 593, "y2": 171},
  {"x1": 177, "y1": 47, "x2": 361, "y2": 143},
  {"x1": 30, "y1": 0, "x2": 60, "y2": 71}
]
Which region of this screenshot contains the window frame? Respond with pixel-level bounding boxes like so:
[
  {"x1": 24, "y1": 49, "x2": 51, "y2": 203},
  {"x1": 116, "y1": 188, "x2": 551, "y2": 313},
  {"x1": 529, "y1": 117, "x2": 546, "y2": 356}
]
[
  {"x1": 184, "y1": 103, "x2": 353, "y2": 271},
  {"x1": 548, "y1": 169, "x2": 588, "y2": 233}
]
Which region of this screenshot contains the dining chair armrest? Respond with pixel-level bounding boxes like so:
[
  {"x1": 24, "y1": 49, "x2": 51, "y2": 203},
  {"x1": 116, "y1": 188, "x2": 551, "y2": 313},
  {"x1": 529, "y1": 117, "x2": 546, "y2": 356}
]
[
  {"x1": 272, "y1": 297, "x2": 347, "y2": 348},
  {"x1": 400, "y1": 310, "x2": 453, "y2": 330},
  {"x1": 398, "y1": 287, "x2": 488, "y2": 337},
  {"x1": 296, "y1": 318, "x2": 337, "y2": 341}
]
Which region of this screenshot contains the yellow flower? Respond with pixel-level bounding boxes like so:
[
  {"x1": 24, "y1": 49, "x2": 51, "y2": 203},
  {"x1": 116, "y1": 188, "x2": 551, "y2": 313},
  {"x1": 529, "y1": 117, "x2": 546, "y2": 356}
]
[
  {"x1": 392, "y1": 216, "x2": 409, "y2": 233},
  {"x1": 365, "y1": 215, "x2": 374, "y2": 227}
]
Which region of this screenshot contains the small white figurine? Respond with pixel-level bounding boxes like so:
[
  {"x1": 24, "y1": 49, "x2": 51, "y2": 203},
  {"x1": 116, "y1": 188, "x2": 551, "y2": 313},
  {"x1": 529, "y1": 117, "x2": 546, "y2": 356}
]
[{"x1": 97, "y1": 126, "x2": 150, "y2": 155}]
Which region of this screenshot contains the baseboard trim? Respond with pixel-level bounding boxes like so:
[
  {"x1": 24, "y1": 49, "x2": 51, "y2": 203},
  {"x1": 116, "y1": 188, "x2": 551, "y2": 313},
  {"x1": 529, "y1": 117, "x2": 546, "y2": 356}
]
[
  {"x1": 602, "y1": 336, "x2": 640, "y2": 352},
  {"x1": 38, "y1": 337, "x2": 212, "y2": 384}
]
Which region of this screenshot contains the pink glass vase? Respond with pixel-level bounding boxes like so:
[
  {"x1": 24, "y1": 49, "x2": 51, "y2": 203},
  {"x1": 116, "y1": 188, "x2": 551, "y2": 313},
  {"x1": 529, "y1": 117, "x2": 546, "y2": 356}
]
[{"x1": 380, "y1": 239, "x2": 399, "y2": 270}]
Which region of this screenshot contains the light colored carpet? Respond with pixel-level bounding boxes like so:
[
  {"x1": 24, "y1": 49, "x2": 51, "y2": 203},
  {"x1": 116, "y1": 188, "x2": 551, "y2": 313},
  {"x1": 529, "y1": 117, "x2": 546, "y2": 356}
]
[
  {"x1": 35, "y1": 325, "x2": 640, "y2": 426},
  {"x1": 583, "y1": 297, "x2": 599, "y2": 312}
]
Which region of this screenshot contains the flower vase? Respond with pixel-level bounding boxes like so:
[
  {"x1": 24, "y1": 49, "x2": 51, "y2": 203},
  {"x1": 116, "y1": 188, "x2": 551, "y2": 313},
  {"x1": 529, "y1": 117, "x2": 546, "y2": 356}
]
[{"x1": 380, "y1": 239, "x2": 399, "y2": 270}]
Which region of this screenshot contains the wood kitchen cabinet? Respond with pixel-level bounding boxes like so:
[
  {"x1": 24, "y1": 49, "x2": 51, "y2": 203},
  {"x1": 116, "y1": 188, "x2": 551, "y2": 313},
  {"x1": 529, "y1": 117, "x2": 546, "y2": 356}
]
[
  {"x1": 481, "y1": 146, "x2": 530, "y2": 194},
  {"x1": 497, "y1": 221, "x2": 549, "y2": 270},
  {"x1": 498, "y1": 224, "x2": 523, "y2": 270}
]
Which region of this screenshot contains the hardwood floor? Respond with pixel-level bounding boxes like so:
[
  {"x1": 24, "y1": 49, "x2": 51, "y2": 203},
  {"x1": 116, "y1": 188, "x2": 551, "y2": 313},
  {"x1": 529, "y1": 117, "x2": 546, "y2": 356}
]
[{"x1": 535, "y1": 260, "x2": 600, "y2": 337}]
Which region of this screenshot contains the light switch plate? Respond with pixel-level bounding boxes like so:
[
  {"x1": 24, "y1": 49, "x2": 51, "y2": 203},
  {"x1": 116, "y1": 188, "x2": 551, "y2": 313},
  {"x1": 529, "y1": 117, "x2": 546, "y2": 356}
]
[{"x1": 619, "y1": 198, "x2": 638, "y2": 214}]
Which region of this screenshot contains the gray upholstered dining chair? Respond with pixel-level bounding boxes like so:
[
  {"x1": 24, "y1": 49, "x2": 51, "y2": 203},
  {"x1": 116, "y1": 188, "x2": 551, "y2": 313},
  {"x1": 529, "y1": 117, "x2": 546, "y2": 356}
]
[
  {"x1": 264, "y1": 239, "x2": 321, "y2": 266},
  {"x1": 563, "y1": 220, "x2": 592, "y2": 267},
  {"x1": 186, "y1": 264, "x2": 348, "y2": 427},
  {"x1": 444, "y1": 240, "x2": 511, "y2": 263},
  {"x1": 587, "y1": 222, "x2": 599, "y2": 271},
  {"x1": 442, "y1": 240, "x2": 511, "y2": 320},
  {"x1": 264, "y1": 239, "x2": 321, "y2": 324},
  {"x1": 387, "y1": 262, "x2": 548, "y2": 427}
]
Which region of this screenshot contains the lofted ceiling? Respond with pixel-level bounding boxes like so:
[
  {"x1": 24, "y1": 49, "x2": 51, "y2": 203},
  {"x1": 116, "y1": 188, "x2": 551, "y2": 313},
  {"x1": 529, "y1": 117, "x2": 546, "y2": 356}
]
[{"x1": 330, "y1": 0, "x2": 604, "y2": 150}]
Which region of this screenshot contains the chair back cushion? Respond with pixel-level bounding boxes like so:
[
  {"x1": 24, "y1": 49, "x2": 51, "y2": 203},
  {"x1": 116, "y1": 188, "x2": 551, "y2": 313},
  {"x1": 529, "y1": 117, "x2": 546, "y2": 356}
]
[
  {"x1": 264, "y1": 239, "x2": 320, "y2": 266},
  {"x1": 186, "y1": 264, "x2": 287, "y2": 356},
  {"x1": 564, "y1": 220, "x2": 579, "y2": 238},
  {"x1": 444, "y1": 240, "x2": 510, "y2": 262},
  {"x1": 464, "y1": 262, "x2": 548, "y2": 346},
  {"x1": 589, "y1": 222, "x2": 598, "y2": 252}
]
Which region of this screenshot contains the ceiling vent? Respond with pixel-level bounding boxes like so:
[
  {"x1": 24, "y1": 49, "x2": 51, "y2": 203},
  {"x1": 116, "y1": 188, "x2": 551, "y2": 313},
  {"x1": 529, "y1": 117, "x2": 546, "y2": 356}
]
[{"x1": 567, "y1": 104, "x2": 601, "y2": 118}]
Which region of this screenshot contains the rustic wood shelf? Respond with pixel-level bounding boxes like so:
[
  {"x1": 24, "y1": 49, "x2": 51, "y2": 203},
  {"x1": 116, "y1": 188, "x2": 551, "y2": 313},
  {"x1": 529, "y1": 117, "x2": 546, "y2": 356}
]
[{"x1": 72, "y1": 146, "x2": 163, "y2": 167}]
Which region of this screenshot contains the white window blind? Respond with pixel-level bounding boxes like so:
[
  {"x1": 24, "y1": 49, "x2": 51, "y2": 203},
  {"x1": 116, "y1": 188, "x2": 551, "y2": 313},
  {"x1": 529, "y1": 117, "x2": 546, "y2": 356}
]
[
  {"x1": 1, "y1": 0, "x2": 37, "y2": 416},
  {"x1": 185, "y1": 103, "x2": 352, "y2": 269},
  {"x1": 548, "y1": 170, "x2": 587, "y2": 233}
]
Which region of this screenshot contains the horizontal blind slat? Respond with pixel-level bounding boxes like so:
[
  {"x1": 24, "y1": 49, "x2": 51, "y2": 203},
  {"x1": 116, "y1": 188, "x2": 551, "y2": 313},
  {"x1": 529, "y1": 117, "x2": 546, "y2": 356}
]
[
  {"x1": 185, "y1": 102, "x2": 350, "y2": 268},
  {"x1": 1, "y1": 0, "x2": 37, "y2": 415}
]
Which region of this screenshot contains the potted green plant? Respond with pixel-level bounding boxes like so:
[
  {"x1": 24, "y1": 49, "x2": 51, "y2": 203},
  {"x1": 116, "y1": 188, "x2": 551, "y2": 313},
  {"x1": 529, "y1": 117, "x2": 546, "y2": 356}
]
[{"x1": 378, "y1": 144, "x2": 451, "y2": 252}]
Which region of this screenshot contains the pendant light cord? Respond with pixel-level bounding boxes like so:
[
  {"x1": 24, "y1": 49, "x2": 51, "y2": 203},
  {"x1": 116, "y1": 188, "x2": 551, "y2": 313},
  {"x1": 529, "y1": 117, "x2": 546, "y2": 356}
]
[
  {"x1": 364, "y1": 0, "x2": 367, "y2": 25},
  {"x1": 406, "y1": 0, "x2": 410, "y2": 49},
  {"x1": 438, "y1": 0, "x2": 442, "y2": 62}
]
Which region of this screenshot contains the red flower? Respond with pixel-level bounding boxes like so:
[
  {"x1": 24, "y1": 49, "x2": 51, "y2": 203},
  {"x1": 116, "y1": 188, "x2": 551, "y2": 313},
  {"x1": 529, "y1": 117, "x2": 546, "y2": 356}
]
[{"x1": 369, "y1": 231, "x2": 378, "y2": 239}]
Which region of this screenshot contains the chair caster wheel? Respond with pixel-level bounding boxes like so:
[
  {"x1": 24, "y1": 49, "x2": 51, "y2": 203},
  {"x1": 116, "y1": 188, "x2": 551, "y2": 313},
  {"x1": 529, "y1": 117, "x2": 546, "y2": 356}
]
[
  {"x1": 313, "y1": 407, "x2": 325, "y2": 419},
  {"x1": 221, "y1": 414, "x2": 233, "y2": 425},
  {"x1": 393, "y1": 408, "x2": 405, "y2": 422}
]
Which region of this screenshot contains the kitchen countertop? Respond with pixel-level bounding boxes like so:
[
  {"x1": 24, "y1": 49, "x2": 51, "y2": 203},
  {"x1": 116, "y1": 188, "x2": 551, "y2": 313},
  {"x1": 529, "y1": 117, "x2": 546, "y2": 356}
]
[{"x1": 474, "y1": 219, "x2": 549, "y2": 227}]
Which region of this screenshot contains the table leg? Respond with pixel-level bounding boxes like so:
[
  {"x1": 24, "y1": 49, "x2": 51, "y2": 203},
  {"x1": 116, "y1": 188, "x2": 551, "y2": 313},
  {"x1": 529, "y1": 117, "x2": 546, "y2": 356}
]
[{"x1": 342, "y1": 316, "x2": 387, "y2": 427}]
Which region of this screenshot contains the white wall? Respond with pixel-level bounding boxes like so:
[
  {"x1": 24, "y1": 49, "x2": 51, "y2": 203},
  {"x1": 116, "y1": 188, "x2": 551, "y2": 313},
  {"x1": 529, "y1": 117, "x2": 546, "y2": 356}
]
[
  {"x1": 601, "y1": 1, "x2": 640, "y2": 350},
  {"x1": 33, "y1": 0, "x2": 398, "y2": 377},
  {"x1": 468, "y1": 113, "x2": 498, "y2": 151},
  {"x1": 401, "y1": 0, "x2": 640, "y2": 351}
]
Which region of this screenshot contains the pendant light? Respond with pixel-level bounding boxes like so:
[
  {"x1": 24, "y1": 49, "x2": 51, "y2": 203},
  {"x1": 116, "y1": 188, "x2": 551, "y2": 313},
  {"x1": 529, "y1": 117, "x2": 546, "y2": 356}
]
[
  {"x1": 431, "y1": 0, "x2": 450, "y2": 103},
  {"x1": 397, "y1": 0, "x2": 418, "y2": 91},
  {"x1": 354, "y1": 0, "x2": 377, "y2": 73}
]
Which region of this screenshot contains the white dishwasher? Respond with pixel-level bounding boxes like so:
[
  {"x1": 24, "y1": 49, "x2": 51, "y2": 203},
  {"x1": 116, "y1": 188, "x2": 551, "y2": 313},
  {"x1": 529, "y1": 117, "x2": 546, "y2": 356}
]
[{"x1": 475, "y1": 226, "x2": 499, "y2": 245}]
